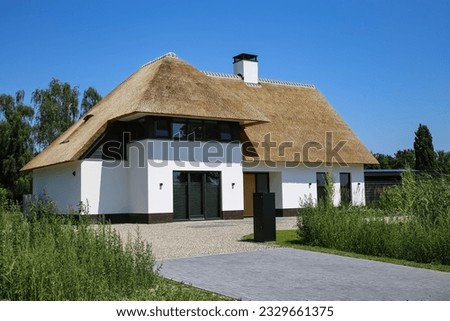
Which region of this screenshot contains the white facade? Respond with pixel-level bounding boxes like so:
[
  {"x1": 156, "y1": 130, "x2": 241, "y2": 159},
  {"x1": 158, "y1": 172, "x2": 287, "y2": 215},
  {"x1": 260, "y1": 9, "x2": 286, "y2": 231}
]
[
  {"x1": 243, "y1": 162, "x2": 366, "y2": 209},
  {"x1": 32, "y1": 139, "x2": 366, "y2": 218},
  {"x1": 33, "y1": 162, "x2": 81, "y2": 212},
  {"x1": 33, "y1": 139, "x2": 244, "y2": 216}
]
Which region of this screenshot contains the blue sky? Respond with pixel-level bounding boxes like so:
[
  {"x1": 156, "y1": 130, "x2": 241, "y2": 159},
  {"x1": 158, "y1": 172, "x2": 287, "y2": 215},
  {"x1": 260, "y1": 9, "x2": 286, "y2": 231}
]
[{"x1": 1, "y1": 0, "x2": 449, "y2": 155}]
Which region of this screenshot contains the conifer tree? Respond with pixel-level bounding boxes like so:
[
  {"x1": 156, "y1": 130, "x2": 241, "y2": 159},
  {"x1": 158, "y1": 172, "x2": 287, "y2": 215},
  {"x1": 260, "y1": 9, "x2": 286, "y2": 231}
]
[{"x1": 414, "y1": 124, "x2": 436, "y2": 171}]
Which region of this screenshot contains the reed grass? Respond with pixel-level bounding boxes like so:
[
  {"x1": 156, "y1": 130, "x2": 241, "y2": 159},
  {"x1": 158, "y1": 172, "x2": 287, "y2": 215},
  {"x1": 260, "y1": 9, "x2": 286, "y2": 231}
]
[
  {"x1": 298, "y1": 171, "x2": 450, "y2": 265},
  {"x1": 0, "y1": 201, "x2": 156, "y2": 300}
]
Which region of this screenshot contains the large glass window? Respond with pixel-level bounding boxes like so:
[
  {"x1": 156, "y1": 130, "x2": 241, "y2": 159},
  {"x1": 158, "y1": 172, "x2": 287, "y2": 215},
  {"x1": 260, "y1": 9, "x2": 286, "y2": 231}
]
[
  {"x1": 316, "y1": 172, "x2": 328, "y2": 205},
  {"x1": 172, "y1": 119, "x2": 187, "y2": 140},
  {"x1": 218, "y1": 122, "x2": 232, "y2": 141},
  {"x1": 173, "y1": 171, "x2": 221, "y2": 220},
  {"x1": 155, "y1": 118, "x2": 170, "y2": 138},
  {"x1": 155, "y1": 117, "x2": 238, "y2": 142},
  {"x1": 187, "y1": 120, "x2": 203, "y2": 141},
  {"x1": 84, "y1": 116, "x2": 240, "y2": 160},
  {"x1": 205, "y1": 172, "x2": 221, "y2": 219},
  {"x1": 173, "y1": 172, "x2": 188, "y2": 220},
  {"x1": 340, "y1": 173, "x2": 352, "y2": 205},
  {"x1": 203, "y1": 120, "x2": 219, "y2": 140}
]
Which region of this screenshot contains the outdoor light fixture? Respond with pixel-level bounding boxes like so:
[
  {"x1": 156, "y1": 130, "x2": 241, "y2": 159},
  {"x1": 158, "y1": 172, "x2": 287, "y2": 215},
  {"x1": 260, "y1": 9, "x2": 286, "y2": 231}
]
[
  {"x1": 159, "y1": 183, "x2": 163, "y2": 190},
  {"x1": 309, "y1": 182, "x2": 312, "y2": 188},
  {"x1": 232, "y1": 183, "x2": 235, "y2": 189},
  {"x1": 72, "y1": 171, "x2": 76, "y2": 176}
]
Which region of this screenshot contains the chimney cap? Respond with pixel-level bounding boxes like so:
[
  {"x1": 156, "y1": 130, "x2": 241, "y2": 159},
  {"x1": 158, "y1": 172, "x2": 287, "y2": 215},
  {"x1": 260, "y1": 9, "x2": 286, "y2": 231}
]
[{"x1": 233, "y1": 53, "x2": 258, "y2": 63}]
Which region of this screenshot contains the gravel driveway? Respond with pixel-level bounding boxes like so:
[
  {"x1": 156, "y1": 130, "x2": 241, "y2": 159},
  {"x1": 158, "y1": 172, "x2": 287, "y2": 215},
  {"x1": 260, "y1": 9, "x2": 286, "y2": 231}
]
[{"x1": 113, "y1": 217, "x2": 297, "y2": 260}]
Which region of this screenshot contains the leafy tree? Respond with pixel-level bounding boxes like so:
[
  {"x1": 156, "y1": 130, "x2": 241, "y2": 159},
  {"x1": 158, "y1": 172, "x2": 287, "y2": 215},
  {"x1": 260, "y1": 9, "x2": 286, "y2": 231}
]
[
  {"x1": 32, "y1": 79, "x2": 80, "y2": 150},
  {"x1": 80, "y1": 87, "x2": 102, "y2": 116},
  {"x1": 0, "y1": 91, "x2": 34, "y2": 200},
  {"x1": 393, "y1": 149, "x2": 415, "y2": 169},
  {"x1": 365, "y1": 153, "x2": 396, "y2": 169},
  {"x1": 413, "y1": 124, "x2": 436, "y2": 171}
]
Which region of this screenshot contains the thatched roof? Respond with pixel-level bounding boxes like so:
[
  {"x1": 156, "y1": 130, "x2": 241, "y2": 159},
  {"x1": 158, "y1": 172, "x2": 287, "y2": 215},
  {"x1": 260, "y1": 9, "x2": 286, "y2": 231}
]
[{"x1": 22, "y1": 52, "x2": 376, "y2": 171}]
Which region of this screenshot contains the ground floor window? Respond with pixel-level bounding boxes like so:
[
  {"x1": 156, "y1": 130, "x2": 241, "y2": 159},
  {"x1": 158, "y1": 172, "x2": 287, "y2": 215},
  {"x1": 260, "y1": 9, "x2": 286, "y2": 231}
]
[
  {"x1": 173, "y1": 171, "x2": 221, "y2": 220},
  {"x1": 316, "y1": 172, "x2": 328, "y2": 205},
  {"x1": 340, "y1": 173, "x2": 352, "y2": 205}
]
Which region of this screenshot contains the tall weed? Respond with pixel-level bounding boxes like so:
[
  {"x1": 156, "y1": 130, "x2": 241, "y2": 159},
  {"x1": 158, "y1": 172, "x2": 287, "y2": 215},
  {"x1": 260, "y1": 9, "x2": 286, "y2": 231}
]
[
  {"x1": 380, "y1": 171, "x2": 450, "y2": 222},
  {"x1": 0, "y1": 202, "x2": 156, "y2": 300},
  {"x1": 298, "y1": 170, "x2": 450, "y2": 265}
]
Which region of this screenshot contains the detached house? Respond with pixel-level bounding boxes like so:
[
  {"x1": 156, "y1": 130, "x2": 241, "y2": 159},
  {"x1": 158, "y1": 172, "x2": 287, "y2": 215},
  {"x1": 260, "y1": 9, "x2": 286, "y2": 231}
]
[{"x1": 22, "y1": 52, "x2": 377, "y2": 223}]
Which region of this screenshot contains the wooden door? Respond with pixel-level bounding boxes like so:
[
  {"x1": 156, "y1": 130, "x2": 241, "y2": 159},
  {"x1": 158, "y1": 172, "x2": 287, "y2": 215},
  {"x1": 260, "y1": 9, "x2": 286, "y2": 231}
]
[{"x1": 243, "y1": 173, "x2": 256, "y2": 217}]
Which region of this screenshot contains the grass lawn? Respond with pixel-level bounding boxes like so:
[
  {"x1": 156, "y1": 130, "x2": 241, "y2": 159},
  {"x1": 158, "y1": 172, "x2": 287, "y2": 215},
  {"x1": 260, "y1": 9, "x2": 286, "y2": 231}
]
[
  {"x1": 243, "y1": 230, "x2": 450, "y2": 273},
  {"x1": 137, "y1": 276, "x2": 232, "y2": 301}
]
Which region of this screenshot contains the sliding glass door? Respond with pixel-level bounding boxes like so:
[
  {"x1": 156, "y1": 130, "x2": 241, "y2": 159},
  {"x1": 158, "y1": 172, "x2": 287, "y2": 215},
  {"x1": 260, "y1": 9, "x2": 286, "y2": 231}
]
[{"x1": 173, "y1": 171, "x2": 221, "y2": 220}]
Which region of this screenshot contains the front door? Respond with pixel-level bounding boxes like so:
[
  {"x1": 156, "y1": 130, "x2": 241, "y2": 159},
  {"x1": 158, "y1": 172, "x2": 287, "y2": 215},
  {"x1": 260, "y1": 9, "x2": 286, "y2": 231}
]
[
  {"x1": 173, "y1": 171, "x2": 221, "y2": 220},
  {"x1": 243, "y1": 173, "x2": 256, "y2": 217},
  {"x1": 243, "y1": 173, "x2": 269, "y2": 217}
]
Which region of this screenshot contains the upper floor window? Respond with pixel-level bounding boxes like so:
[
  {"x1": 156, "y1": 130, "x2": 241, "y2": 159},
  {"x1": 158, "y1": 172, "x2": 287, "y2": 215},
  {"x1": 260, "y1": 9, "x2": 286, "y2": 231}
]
[
  {"x1": 155, "y1": 118, "x2": 170, "y2": 138},
  {"x1": 83, "y1": 116, "x2": 240, "y2": 160},
  {"x1": 151, "y1": 116, "x2": 238, "y2": 142},
  {"x1": 172, "y1": 119, "x2": 187, "y2": 140},
  {"x1": 218, "y1": 122, "x2": 232, "y2": 141}
]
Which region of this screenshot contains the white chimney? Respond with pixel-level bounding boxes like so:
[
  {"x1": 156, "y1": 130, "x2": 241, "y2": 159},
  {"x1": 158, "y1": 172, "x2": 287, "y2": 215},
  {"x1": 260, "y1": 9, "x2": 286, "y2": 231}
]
[{"x1": 233, "y1": 53, "x2": 258, "y2": 84}]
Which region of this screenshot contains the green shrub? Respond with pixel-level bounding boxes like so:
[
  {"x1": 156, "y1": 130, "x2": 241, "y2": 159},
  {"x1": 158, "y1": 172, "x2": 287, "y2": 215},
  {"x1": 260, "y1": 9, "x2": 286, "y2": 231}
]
[
  {"x1": 0, "y1": 202, "x2": 156, "y2": 300},
  {"x1": 0, "y1": 187, "x2": 11, "y2": 207}
]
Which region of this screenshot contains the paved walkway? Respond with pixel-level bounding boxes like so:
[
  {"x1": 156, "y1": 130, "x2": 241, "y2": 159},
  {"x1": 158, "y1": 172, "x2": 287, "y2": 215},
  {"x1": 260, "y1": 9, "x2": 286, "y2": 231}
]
[{"x1": 159, "y1": 248, "x2": 450, "y2": 301}]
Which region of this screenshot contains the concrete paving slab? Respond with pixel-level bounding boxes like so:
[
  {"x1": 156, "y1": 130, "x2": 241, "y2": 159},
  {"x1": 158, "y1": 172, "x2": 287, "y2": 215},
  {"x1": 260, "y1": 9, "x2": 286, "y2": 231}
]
[{"x1": 158, "y1": 248, "x2": 450, "y2": 301}]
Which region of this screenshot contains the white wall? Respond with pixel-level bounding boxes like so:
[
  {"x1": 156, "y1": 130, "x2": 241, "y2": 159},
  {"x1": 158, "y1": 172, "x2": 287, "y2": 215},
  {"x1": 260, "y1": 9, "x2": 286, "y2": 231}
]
[
  {"x1": 80, "y1": 160, "x2": 129, "y2": 214},
  {"x1": 243, "y1": 162, "x2": 367, "y2": 209},
  {"x1": 349, "y1": 165, "x2": 366, "y2": 205},
  {"x1": 139, "y1": 139, "x2": 244, "y2": 214},
  {"x1": 35, "y1": 140, "x2": 366, "y2": 217},
  {"x1": 44, "y1": 140, "x2": 244, "y2": 216},
  {"x1": 146, "y1": 162, "x2": 244, "y2": 214},
  {"x1": 33, "y1": 162, "x2": 81, "y2": 213},
  {"x1": 128, "y1": 142, "x2": 149, "y2": 213}
]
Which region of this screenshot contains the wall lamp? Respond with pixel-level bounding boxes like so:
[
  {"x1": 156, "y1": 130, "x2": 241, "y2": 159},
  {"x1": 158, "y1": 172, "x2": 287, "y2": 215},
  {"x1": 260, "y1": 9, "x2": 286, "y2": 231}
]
[
  {"x1": 232, "y1": 183, "x2": 235, "y2": 189},
  {"x1": 309, "y1": 182, "x2": 312, "y2": 188},
  {"x1": 159, "y1": 183, "x2": 163, "y2": 190}
]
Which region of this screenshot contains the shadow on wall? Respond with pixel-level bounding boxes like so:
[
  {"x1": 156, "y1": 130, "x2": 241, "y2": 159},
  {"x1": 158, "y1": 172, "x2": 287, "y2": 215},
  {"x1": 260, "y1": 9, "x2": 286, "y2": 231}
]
[{"x1": 98, "y1": 162, "x2": 130, "y2": 214}]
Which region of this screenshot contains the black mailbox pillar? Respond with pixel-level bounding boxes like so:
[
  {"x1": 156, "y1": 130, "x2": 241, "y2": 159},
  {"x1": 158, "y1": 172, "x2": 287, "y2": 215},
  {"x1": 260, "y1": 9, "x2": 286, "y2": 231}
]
[{"x1": 253, "y1": 192, "x2": 276, "y2": 242}]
